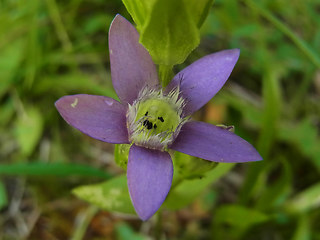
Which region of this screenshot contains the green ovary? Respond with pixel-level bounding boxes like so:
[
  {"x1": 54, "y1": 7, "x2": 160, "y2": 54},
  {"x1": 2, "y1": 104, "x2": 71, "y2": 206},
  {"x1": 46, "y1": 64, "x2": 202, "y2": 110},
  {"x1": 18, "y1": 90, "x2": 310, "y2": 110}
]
[{"x1": 134, "y1": 98, "x2": 180, "y2": 138}]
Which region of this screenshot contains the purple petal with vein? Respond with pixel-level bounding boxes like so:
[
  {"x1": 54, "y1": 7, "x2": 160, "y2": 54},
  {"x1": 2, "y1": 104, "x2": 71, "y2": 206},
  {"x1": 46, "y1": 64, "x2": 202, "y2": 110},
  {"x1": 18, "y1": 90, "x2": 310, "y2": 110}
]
[
  {"x1": 55, "y1": 94, "x2": 129, "y2": 144},
  {"x1": 170, "y1": 121, "x2": 262, "y2": 163},
  {"x1": 109, "y1": 15, "x2": 159, "y2": 104},
  {"x1": 166, "y1": 49, "x2": 240, "y2": 116},
  {"x1": 127, "y1": 145, "x2": 173, "y2": 221}
]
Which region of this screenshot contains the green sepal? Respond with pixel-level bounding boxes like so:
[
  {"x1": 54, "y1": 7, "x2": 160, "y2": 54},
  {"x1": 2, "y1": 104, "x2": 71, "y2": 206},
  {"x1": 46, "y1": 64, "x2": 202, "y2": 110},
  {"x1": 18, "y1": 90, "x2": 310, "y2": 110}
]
[
  {"x1": 114, "y1": 144, "x2": 131, "y2": 170},
  {"x1": 173, "y1": 151, "x2": 217, "y2": 180}
]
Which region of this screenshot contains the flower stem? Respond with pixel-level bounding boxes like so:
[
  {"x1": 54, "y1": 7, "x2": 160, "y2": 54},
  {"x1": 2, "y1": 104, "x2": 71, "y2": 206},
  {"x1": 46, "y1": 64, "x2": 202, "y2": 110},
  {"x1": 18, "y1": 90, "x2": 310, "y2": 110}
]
[
  {"x1": 159, "y1": 65, "x2": 174, "y2": 88},
  {"x1": 244, "y1": 0, "x2": 320, "y2": 69},
  {"x1": 70, "y1": 205, "x2": 98, "y2": 240}
]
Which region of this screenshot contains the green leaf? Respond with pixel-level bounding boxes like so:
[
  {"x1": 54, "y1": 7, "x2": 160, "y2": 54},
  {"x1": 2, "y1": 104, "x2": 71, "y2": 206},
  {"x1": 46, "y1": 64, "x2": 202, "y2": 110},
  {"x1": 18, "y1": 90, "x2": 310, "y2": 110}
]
[
  {"x1": 14, "y1": 106, "x2": 43, "y2": 157},
  {"x1": 25, "y1": 0, "x2": 41, "y2": 88},
  {"x1": 0, "y1": 181, "x2": 8, "y2": 210},
  {"x1": 164, "y1": 162, "x2": 234, "y2": 210},
  {"x1": 115, "y1": 222, "x2": 147, "y2": 240},
  {"x1": 0, "y1": 39, "x2": 24, "y2": 98},
  {"x1": 219, "y1": 91, "x2": 263, "y2": 128},
  {"x1": 183, "y1": 0, "x2": 214, "y2": 28},
  {"x1": 213, "y1": 204, "x2": 269, "y2": 238},
  {"x1": 255, "y1": 159, "x2": 292, "y2": 211},
  {"x1": 233, "y1": 23, "x2": 261, "y2": 38},
  {"x1": 291, "y1": 214, "x2": 311, "y2": 240},
  {"x1": 0, "y1": 162, "x2": 111, "y2": 178},
  {"x1": 121, "y1": 0, "x2": 156, "y2": 30},
  {"x1": 122, "y1": 0, "x2": 213, "y2": 66},
  {"x1": 239, "y1": 67, "x2": 282, "y2": 204},
  {"x1": 0, "y1": 98, "x2": 14, "y2": 126},
  {"x1": 258, "y1": 66, "x2": 282, "y2": 157},
  {"x1": 34, "y1": 73, "x2": 118, "y2": 100},
  {"x1": 83, "y1": 14, "x2": 114, "y2": 34},
  {"x1": 285, "y1": 182, "x2": 320, "y2": 214},
  {"x1": 278, "y1": 119, "x2": 320, "y2": 171},
  {"x1": 140, "y1": 0, "x2": 200, "y2": 65},
  {"x1": 73, "y1": 175, "x2": 136, "y2": 215}
]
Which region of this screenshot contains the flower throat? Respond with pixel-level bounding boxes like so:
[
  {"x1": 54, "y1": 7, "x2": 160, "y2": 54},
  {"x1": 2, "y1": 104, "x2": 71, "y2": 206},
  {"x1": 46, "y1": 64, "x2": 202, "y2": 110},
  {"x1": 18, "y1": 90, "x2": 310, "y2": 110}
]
[{"x1": 126, "y1": 87, "x2": 187, "y2": 151}]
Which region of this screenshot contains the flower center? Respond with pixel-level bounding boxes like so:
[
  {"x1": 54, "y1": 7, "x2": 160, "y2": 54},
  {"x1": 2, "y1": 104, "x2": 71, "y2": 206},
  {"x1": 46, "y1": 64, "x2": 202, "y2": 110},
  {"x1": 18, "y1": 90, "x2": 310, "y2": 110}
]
[{"x1": 126, "y1": 87, "x2": 187, "y2": 150}]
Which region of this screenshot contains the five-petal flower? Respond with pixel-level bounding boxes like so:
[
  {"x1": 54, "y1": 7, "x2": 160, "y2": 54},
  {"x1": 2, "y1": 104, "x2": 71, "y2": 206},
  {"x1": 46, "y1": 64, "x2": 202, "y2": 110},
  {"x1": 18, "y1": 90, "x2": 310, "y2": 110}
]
[{"x1": 55, "y1": 15, "x2": 262, "y2": 221}]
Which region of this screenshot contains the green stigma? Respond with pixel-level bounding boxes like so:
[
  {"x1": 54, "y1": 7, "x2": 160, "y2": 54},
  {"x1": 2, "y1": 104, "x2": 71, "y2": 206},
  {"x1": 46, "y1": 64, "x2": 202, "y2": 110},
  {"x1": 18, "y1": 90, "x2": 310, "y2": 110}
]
[{"x1": 127, "y1": 87, "x2": 187, "y2": 150}]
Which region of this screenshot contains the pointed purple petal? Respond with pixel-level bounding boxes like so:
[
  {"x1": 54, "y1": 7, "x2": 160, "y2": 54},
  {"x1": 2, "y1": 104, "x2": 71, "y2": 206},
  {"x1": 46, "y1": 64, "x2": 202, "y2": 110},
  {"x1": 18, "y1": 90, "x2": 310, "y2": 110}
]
[
  {"x1": 55, "y1": 94, "x2": 129, "y2": 144},
  {"x1": 166, "y1": 49, "x2": 240, "y2": 116},
  {"x1": 170, "y1": 121, "x2": 262, "y2": 163},
  {"x1": 127, "y1": 145, "x2": 173, "y2": 221},
  {"x1": 109, "y1": 15, "x2": 159, "y2": 104}
]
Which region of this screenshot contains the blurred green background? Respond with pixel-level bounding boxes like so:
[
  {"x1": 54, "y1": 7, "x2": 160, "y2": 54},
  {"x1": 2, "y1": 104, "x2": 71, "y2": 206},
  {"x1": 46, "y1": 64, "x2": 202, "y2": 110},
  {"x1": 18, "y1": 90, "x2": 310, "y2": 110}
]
[{"x1": 1, "y1": 0, "x2": 320, "y2": 239}]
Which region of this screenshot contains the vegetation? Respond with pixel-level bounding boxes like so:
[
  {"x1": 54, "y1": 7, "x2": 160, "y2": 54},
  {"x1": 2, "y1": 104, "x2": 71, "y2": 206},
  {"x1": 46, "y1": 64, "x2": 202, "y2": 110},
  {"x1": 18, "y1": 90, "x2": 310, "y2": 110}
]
[{"x1": 0, "y1": 0, "x2": 319, "y2": 239}]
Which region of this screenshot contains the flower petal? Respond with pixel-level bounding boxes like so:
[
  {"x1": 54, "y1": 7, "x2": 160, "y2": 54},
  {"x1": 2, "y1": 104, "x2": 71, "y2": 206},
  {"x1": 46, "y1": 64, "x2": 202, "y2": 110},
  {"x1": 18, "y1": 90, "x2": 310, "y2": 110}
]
[
  {"x1": 55, "y1": 94, "x2": 129, "y2": 144},
  {"x1": 170, "y1": 121, "x2": 262, "y2": 162},
  {"x1": 109, "y1": 15, "x2": 159, "y2": 104},
  {"x1": 127, "y1": 145, "x2": 173, "y2": 220},
  {"x1": 166, "y1": 49, "x2": 240, "y2": 116}
]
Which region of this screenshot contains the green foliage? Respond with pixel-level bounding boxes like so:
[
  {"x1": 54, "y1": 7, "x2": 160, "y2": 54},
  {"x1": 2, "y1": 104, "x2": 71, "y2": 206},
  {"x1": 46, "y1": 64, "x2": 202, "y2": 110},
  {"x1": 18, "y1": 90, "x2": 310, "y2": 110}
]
[
  {"x1": 139, "y1": 0, "x2": 199, "y2": 66},
  {"x1": 255, "y1": 159, "x2": 292, "y2": 211},
  {"x1": 291, "y1": 215, "x2": 311, "y2": 240},
  {"x1": 115, "y1": 222, "x2": 147, "y2": 240},
  {"x1": 285, "y1": 182, "x2": 320, "y2": 214},
  {"x1": 0, "y1": 0, "x2": 320, "y2": 238},
  {"x1": 72, "y1": 175, "x2": 136, "y2": 215},
  {"x1": 183, "y1": 0, "x2": 214, "y2": 28},
  {"x1": 0, "y1": 162, "x2": 111, "y2": 178},
  {"x1": 0, "y1": 39, "x2": 24, "y2": 98},
  {"x1": 0, "y1": 182, "x2": 8, "y2": 210},
  {"x1": 72, "y1": 161, "x2": 233, "y2": 215},
  {"x1": 121, "y1": 0, "x2": 154, "y2": 29},
  {"x1": 35, "y1": 73, "x2": 118, "y2": 100},
  {"x1": 14, "y1": 106, "x2": 43, "y2": 157},
  {"x1": 164, "y1": 162, "x2": 234, "y2": 210},
  {"x1": 123, "y1": 0, "x2": 213, "y2": 66},
  {"x1": 212, "y1": 204, "x2": 269, "y2": 239},
  {"x1": 278, "y1": 119, "x2": 320, "y2": 170},
  {"x1": 173, "y1": 151, "x2": 217, "y2": 180}
]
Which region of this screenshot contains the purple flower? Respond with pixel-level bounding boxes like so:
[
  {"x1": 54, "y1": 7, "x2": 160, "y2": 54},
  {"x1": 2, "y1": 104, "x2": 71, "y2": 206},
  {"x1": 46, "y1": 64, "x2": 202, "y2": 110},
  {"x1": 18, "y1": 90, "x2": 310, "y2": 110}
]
[{"x1": 55, "y1": 15, "x2": 262, "y2": 221}]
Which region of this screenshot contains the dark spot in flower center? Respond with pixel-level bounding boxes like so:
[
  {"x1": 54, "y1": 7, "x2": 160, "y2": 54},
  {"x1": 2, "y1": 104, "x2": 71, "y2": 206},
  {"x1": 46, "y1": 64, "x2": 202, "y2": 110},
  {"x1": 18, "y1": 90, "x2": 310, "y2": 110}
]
[
  {"x1": 143, "y1": 119, "x2": 153, "y2": 130},
  {"x1": 147, "y1": 121, "x2": 153, "y2": 129},
  {"x1": 158, "y1": 117, "x2": 164, "y2": 122}
]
